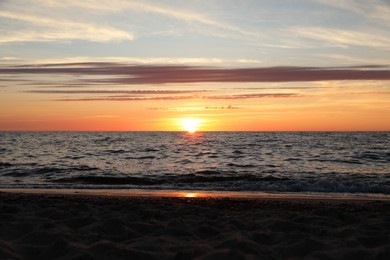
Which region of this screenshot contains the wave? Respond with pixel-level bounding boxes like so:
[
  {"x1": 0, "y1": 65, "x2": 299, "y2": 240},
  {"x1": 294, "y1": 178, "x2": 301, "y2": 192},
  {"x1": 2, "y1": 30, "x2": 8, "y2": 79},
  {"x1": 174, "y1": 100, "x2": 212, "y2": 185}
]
[
  {"x1": 104, "y1": 149, "x2": 129, "y2": 154},
  {"x1": 125, "y1": 156, "x2": 157, "y2": 160},
  {"x1": 0, "y1": 162, "x2": 13, "y2": 168},
  {"x1": 308, "y1": 159, "x2": 363, "y2": 165},
  {"x1": 354, "y1": 151, "x2": 390, "y2": 163},
  {"x1": 226, "y1": 163, "x2": 257, "y2": 168},
  {"x1": 2, "y1": 170, "x2": 389, "y2": 195},
  {"x1": 1, "y1": 131, "x2": 390, "y2": 195},
  {"x1": 53, "y1": 176, "x2": 162, "y2": 185},
  {"x1": 2, "y1": 165, "x2": 100, "y2": 177},
  {"x1": 46, "y1": 170, "x2": 390, "y2": 194},
  {"x1": 48, "y1": 172, "x2": 291, "y2": 185}
]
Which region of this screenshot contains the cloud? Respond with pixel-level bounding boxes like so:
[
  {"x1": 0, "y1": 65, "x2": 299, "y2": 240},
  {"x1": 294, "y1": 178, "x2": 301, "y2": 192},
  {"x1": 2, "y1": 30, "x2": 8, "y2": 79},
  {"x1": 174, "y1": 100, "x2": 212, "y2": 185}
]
[
  {"x1": 237, "y1": 59, "x2": 262, "y2": 64},
  {"x1": 1, "y1": 63, "x2": 389, "y2": 84},
  {"x1": 147, "y1": 107, "x2": 179, "y2": 111},
  {"x1": 0, "y1": 57, "x2": 21, "y2": 61},
  {"x1": 312, "y1": 0, "x2": 390, "y2": 23},
  {"x1": 0, "y1": 11, "x2": 134, "y2": 42},
  {"x1": 54, "y1": 93, "x2": 300, "y2": 102},
  {"x1": 205, "y1": 93, "x2": 300, "y2": 100},
  {"x1": 25, "y1": 90, "x2": 207, "y2": 94},
  {"x1": 285, "y1": 1, "x2": 390, "y2": 50},
  {"x1": 311, "y1": 0, "x2": 368, "y2": 14},
  {"x1": 2, "y1": 56, "x2": 262, "y2": 67},
  {"x1": 315, "y1": 54, "x2": 390, "y2": 65},
  {"x1": 292, "y1": 27, "x2": 390, "y2": 48},
  {"x1": 204, "y1": 106, "x2": 240, "y2": 110},
  {"x1": 34, "y1": 0, "x2": 260, "y2": 40}
]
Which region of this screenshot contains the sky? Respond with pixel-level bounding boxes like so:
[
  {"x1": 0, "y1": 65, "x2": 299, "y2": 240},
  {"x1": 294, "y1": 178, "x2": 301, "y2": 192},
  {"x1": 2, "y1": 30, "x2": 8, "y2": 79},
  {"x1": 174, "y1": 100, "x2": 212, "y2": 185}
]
[{"x1": 0, "y1": 0, "x2": 389, "y2": 131}]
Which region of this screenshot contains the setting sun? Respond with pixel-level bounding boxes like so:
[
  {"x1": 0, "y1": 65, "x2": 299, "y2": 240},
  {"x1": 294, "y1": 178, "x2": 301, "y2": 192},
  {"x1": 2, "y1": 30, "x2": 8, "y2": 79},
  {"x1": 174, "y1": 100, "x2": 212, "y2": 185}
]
[
  {"x1": 184, "y1": 193, "x2": 198, "y2": 198},
  {"x1": 180, "y1": 118, "x2": 203, "y2": 133}
]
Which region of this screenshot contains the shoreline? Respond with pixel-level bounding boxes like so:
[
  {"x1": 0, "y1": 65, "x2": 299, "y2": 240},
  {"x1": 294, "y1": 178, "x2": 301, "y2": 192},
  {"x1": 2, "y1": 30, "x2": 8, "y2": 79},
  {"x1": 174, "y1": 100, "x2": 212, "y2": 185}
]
[{"x1": 1, "y1": 188, "x2": 390, "y2": 202}]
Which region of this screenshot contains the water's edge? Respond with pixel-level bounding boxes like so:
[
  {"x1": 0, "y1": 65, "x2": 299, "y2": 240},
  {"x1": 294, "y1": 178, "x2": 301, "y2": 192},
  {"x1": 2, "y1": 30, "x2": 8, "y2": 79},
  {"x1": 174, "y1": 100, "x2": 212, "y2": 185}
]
[{"x1": 2, "y1": 188, "x2": 390, "y2": 201}]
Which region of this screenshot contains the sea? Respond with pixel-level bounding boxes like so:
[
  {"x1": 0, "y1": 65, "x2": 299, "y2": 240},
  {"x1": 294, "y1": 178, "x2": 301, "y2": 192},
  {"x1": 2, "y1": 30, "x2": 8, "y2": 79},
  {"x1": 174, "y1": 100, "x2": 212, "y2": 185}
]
[{"x1": 1, "y1": 132, "x2": 389, "y2": 197}]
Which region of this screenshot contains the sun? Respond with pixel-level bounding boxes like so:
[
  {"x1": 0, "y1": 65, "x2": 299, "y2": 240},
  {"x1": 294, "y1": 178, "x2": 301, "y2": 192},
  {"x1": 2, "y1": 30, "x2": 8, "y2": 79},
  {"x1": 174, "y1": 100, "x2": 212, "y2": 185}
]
[
  {"x1": 180, "y1": 118, "x2": 202, "y2": 133},
  {"x1": 184, "y1": 193, "x2": 197, "y2": 198}
]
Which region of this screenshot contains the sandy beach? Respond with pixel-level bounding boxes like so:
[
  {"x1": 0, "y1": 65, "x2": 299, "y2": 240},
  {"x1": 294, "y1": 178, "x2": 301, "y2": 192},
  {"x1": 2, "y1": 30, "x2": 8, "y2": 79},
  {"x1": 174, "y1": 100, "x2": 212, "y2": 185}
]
[{"x1": 1, "y1": 190, "x2": 390, "y2": 260}]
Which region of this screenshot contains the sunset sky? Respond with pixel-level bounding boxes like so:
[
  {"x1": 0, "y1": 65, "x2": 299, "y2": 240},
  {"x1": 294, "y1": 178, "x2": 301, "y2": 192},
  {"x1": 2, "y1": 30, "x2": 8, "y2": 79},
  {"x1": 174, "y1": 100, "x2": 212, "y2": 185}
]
[{"x1": 1, "y1": 0, "x2": 389, "y2": 131}]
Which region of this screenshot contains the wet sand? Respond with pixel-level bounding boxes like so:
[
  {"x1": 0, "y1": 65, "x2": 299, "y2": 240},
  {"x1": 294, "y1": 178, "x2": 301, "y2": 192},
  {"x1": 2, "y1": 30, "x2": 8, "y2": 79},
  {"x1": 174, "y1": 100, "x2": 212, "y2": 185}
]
[{"x1": 1, "y1": 190, "x2": 390, "y2": 259}]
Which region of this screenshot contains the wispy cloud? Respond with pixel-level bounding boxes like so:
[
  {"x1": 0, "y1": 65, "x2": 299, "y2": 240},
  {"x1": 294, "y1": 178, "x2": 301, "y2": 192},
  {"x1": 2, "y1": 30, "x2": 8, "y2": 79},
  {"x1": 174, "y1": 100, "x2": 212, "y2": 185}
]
[
  {"x1": 292, "y1": 27, "x2": 390, "y2": 48},
  {"x1": 55, "y1": 93, "x2": 300, "y2": 102},
  {"x1": 311, "y1": 0, "x2": 369, "y2": 14},
  {"x1": 2, "y1": 56, "x2": 262, "y2": 67},
  {"x1": 1, "y1": 63, "x2": 389, "y2": 84},
  {"x1": 0, "y1": 0, "x2": 259, "y2": 44},
  {"x1": 312, "y1": 0, "x2": 390, "y2": 23},
  {"x1": 0, "y1": 11, "x2": 134, "y2": 42},
  {"x1": 35, "y1": 0, "x2": 260, "y2": 40},
  {"x1": 205, "y1": 93, "x2": 301, "y2": 100},
  {"x1": 204, "y1": 106, "x2": 240, "y2": 110},
  {"x1": 315, "y1": 54, "x2": 390, "y2": 65},
  {"x1": 25, "y1": 90, "x2": 207, "y2": 94}
]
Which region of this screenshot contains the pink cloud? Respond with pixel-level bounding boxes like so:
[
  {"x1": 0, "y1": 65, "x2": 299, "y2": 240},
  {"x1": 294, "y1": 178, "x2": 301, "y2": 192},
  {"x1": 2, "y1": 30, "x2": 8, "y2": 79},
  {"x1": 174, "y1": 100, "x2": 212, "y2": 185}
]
[{"x1": 1, "y1": 63, "x2": 389, "y2": 84}]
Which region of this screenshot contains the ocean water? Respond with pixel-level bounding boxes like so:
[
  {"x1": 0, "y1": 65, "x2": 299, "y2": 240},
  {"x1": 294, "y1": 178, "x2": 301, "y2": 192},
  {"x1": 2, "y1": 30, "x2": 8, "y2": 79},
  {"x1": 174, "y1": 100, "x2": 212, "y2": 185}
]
[{"x1": 0, "y1": 132, "x2": 389, "y2": 195}]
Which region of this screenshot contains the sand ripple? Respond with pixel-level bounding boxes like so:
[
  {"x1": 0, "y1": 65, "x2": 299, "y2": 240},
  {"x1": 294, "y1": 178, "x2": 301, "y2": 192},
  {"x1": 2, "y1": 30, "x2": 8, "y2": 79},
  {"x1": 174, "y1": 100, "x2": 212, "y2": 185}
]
[{"x1": 1, "y1": 192, "x2": 390, "y2": 259}]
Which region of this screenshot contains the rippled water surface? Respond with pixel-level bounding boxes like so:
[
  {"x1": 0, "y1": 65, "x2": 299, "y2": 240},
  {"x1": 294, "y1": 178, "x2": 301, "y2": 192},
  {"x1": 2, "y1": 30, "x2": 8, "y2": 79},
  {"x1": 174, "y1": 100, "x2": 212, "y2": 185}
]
[{"x1": 1, "y1": 132, "x2": 389, "y2": 194}]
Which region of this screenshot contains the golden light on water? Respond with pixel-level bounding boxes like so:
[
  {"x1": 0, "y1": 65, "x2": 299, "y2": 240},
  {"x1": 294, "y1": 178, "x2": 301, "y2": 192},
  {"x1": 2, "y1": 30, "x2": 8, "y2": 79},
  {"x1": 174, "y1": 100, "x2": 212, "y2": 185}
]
[{"x1": 179, "y1": 118, "x2": 203, "y2": 133}]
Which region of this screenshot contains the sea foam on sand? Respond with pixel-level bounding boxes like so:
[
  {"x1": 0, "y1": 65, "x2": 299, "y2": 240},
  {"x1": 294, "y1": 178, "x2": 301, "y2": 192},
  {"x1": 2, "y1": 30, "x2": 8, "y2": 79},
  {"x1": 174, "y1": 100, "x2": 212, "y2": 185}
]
[{"x1": 0, "y1": 190, "x2": 390, "y2": 260}]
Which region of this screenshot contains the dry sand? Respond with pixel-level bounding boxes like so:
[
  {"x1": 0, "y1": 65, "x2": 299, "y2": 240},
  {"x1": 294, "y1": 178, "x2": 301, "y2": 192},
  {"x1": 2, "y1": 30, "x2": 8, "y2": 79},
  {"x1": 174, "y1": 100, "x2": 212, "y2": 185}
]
[{"x1": 1, "y1": 190, "x2": 390, "y2": 260}]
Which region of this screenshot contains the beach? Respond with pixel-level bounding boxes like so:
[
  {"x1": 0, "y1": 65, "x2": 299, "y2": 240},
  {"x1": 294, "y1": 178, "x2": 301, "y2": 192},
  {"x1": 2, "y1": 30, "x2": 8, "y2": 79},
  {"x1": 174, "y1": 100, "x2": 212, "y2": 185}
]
[{"x1": 1, "y1": 190, "x2": 390, "y2": 259}]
